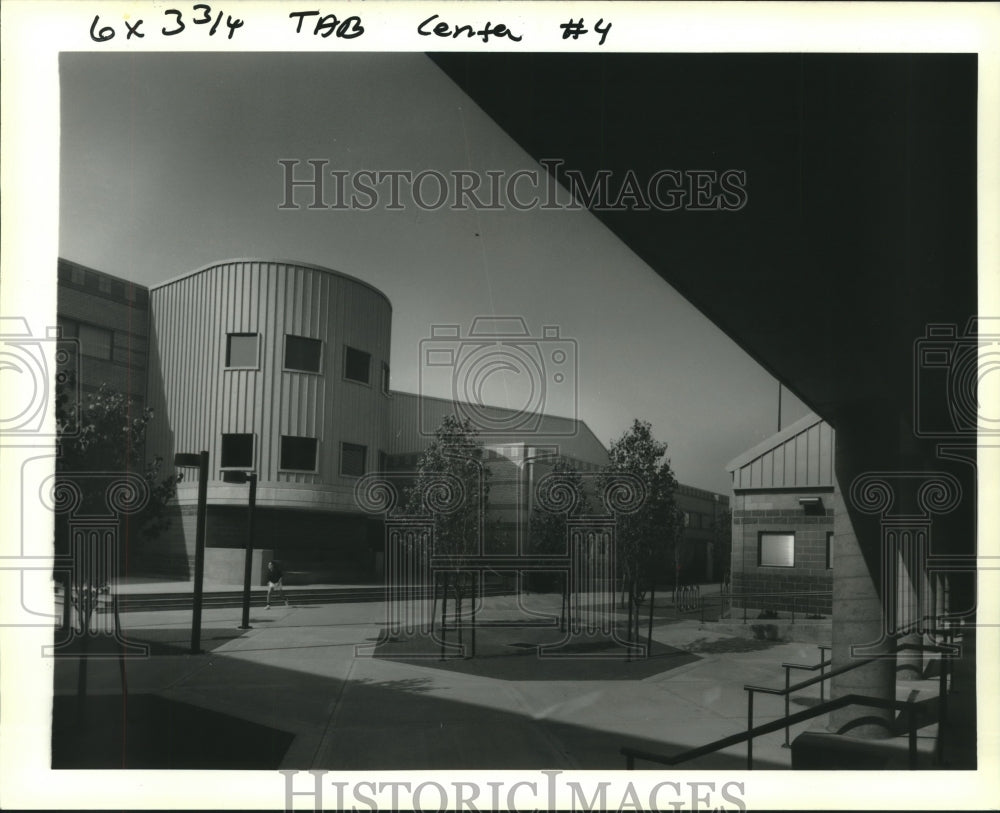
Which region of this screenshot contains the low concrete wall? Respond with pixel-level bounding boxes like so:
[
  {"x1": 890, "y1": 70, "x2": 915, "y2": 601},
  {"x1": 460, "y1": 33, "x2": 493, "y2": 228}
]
[
  {"x1": 713, "y1": 619, "x2": 831, "y2": 645},
  {"x1": 204, "y1": 548, "x2": 273, "y2": 586}
]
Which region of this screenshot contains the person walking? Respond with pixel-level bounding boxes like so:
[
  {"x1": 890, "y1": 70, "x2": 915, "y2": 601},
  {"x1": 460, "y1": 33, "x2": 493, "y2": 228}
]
[{"x1": 265, "y1": 560, "x2": 290, "y2": 609}]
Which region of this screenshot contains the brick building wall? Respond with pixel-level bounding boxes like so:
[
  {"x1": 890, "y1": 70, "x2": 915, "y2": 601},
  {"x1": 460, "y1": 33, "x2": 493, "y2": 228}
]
[
  {"x1": 56, "y1": 259, "x2": 149, "y2": 403},
  {"x1": 730, "y1": 489, "x2": 833, "y2": 614}
]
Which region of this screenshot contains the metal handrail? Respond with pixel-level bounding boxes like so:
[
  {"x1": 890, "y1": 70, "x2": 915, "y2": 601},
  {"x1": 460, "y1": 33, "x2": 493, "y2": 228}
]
[
  {"x1": 621, "y1": 634, "x2": 958, "y2": 770},
  {"x1": 744, "y1": 639, "x2": 956, "y2": 752},
  {"x1": 621, "y1": 693, "x2": 920, "y2": 770}
]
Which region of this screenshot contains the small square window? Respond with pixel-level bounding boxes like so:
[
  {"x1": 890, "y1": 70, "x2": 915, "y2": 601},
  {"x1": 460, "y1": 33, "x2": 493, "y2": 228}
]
[
  {"x1": 281, "y1": 435, "x2": 317, "y2": 471},
  {"x1": 759, "y1": 532, "x2": 795, "y2": 568},
  {"x1": 221, "y1": 433, "x2": 254, "y2": 469},
  {"x1": 58, "y1": 318, "x2": 79, "y2": 339},
  {"x1": 341, "y1": 442, "x2": 367, "y2": 477},
  {"x1": 344, "y1": 346, "x2": 371, "y2": 384},
  {"x1": 226, "y1": 333, "x2": 259, "y2": 368},
  {"x1": 78, "y1": 323, "x2": 113, "y2": 360},
  {"x1": 382, "y1": 362, "x2": 391, "y2": 394},
  {"x1": 285, "y1": 335, "x2": 322, "y2": 373}
]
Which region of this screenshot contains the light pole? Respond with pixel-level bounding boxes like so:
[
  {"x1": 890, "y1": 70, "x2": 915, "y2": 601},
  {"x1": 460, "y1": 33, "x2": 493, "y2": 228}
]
[
  {"x1": 222, "y1": 470, "x2": 257, "y2": 630},
  {"x1": 174, "y1": 451, "x2": 209, "y2": 654}
]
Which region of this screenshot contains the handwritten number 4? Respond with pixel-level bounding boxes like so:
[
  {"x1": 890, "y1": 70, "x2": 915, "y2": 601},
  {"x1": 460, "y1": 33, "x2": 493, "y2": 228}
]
[{"x1": 162, "y1": 7, "x2": 244, "y2": 38}]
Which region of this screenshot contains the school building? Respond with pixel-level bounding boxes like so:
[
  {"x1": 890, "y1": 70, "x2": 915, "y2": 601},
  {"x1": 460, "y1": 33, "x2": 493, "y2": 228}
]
[{"x1": 57, "y1": 257, "x2": 727, "y2": 584}]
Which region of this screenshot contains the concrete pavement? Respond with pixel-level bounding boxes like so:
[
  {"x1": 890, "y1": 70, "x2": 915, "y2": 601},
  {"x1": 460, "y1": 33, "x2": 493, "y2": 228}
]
[{"x1": 52, "y1": 588, "x2": 950, "y2": 770}]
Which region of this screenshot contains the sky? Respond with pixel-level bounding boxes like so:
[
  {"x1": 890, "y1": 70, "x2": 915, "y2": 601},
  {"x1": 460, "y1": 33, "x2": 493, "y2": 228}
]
[{"x1": 58, "y1": 51, "x2": 810, "y2": 494}]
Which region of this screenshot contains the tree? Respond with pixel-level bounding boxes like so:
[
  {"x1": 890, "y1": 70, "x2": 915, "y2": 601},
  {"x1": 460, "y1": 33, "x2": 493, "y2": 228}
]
[
  {"x1": 599, "y1": 419, "x2": 684, "y2": 654},
  {"x1": 54, "y1": 378, "x2": 180, "y2": 719},
  {"x1": 54, "y1": 380, "x2": 179, "y2": 595},
  {"x1": 711, "y1": 505, "x2": 733, "y2": 588},
  {"x1": 528, "y1": 458, "x2": 586, "y2": 594},
  {"x1": 404, "y1": 414, "x2": 489, "y2": 653}
]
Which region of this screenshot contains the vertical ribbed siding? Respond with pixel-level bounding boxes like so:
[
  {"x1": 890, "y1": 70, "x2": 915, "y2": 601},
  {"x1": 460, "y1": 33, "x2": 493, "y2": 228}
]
[
  {"x1": 147, "y1": 260, "x2": 393, "y2": 506},
  {"x1": 734, "y1": 418, "x2": 836, "y2": 490}
]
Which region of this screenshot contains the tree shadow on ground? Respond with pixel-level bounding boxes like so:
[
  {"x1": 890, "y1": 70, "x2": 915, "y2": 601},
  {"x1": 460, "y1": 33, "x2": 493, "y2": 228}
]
[
  {"x1": 372, "y1": 623, "x2": 699, "y2": 680},
  {"x1": 685, "y1": 636, "x2": 783, "y2": 655}
]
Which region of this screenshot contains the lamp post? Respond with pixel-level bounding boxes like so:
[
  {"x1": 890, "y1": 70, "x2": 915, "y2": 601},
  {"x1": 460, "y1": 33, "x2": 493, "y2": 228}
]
[
  {"x1": 222, "y1": 470, "x2": 257, "y2": 630},
  {"x1": 174, "y1": 451, "x2": 209, "y2": 654}
]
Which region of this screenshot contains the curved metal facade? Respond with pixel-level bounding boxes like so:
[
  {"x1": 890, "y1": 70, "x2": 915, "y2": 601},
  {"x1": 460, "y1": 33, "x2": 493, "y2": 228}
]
[{"x1": 146, "y1": 259, "x2": 392, "y2": 512}]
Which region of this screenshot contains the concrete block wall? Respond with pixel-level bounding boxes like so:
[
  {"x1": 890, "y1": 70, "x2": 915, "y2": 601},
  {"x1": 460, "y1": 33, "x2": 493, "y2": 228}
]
[{"x1": 731, "y1": 489, "x2": 833, "y2": 614}]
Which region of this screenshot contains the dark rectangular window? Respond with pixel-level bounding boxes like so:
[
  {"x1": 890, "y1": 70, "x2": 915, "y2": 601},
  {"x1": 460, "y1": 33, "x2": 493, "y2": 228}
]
[
  {"x1": 78, "y1": 323, "x2": 113, "y2": 360},
  {"x1": 221, "y1": 433, "x2": 254, "y2": 469},
  {"x1": 382, "y1": 362, "x2": 391, "y2": 394},
  {"x1": 341, "y1": 442, "x2": 367, "y2": 477},
  {"x1": 826, "y1": 532, "x2": 834, "y2": 569},
  {"x1": 284, "y1": 335, "x2": 322, "y2": 373},
  {"x1": 226, "y1": 333, "x2": 259, "y2": 368},
  {"x1": 378, "y1": 450, "x2": 388, "y2": 473},
  {"x1": 759, "y1": 532, "x2": 795, "y2": 568},
  {"x1": 280, "y1": 435, "x2": 317, "y2": 471},
  {"x1": 344, "y1": 346, "x2": 371, "y2": 384}
]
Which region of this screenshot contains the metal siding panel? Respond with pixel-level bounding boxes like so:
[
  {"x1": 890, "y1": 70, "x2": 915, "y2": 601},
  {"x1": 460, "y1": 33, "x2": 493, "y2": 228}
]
[
  {"x1": 761, "y1": 450, "x2": 773, "y2": 488},
  {"x1": 773, "y1": 440, "x2": 786, "y2": 487},
  {"x1": 819, "y1": 421, "x2": 833, "y2": 486},
  {"x1": 795, "y1": 429, "x2": 808, "y2": 487},
  {"x1": 807, "y1": 423, "x2": 820, "y2": 486}
]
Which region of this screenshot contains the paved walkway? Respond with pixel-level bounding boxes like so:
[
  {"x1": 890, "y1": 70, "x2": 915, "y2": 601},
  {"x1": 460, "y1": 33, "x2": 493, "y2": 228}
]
[{"x1": 52, "y1": 590, "x2": 948, "y2": 771}]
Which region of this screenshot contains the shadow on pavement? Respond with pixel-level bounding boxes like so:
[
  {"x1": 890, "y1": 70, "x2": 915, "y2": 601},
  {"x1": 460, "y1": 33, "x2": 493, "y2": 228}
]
[
  {"x1": 372, "y1": 624, "x2": 700, "y2": 680},
  {"x1": 52, "y1": 628, "x2": 246, "y2": 656},
  {"x1": 51, "y1": 694, "x2": 295, "y2": 769}
]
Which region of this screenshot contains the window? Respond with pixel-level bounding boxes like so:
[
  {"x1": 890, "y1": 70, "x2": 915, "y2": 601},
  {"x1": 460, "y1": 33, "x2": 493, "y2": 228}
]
[
  {"x1": 341, "y1": 442, "x2": 367, "y2": 477},
  {"x1": 378, "y1": 450, "x2": 388, "y2": 473},
  {"x1": 280, "y1": 436, "x2": 318, "y2": 471},
  {"x1": 221, "y1": 433, "x2": 254, "y2": 469},
  {"x1": 826, "y1": 532, "x2": 834, "y2": 570},
  {"x1": 226, "y1": 333, "x2": 259, "y2": 368},
  {"x1": 759, "y1": 532, "x2": 795, "y2": 568},
  {"x1": 344, "y1": 346, "x2": 371, "y2": 384},
  {"x1": 284, "y1": 335, "x2": 322, "y2": 373},
  {"x1": 382, "y1": 362, "x2": 391, "y2": 394},
  {"x1": 67, "y1": 322, "x2": 113, "y2": 360}
]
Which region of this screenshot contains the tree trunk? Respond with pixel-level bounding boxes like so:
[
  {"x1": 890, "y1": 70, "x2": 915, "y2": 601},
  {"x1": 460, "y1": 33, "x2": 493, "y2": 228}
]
[
  {"x1": 647, "y1": 585, "x2": 656, "y2": 658},
  {"x1": 440, "y1": 573, "x2": 448, "y2": 660}
]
